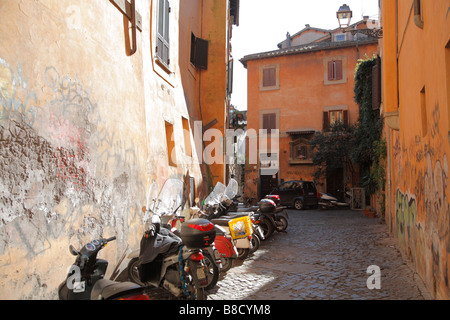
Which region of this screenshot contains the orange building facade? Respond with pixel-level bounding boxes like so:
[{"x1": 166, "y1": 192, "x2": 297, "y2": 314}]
[
  {"x1": 381, "y1": 0, "x2": 450, "y2": 299},
  {"x1": 241, "y1": 21, "x2": 378, "y2": 200}
]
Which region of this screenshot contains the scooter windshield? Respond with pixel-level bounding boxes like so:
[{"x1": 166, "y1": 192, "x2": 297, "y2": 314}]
[
  {"x1": 224, "y1": 178, "x2": 238, "y2": 201},
  {"x1": 204, "y1": 182, "x2": 226, "y2": 206},
  {"x1": 153, "y1": 179, "x2": 184, "y2": 217}
]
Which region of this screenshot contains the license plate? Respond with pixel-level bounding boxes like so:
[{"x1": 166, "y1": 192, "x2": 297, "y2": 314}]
[
  {"x1": 73, "y1": 281, "x2": 86, "y2": 293},
  {"x1": 197, "y1": 267, "x2": 206, "y2": 281}
]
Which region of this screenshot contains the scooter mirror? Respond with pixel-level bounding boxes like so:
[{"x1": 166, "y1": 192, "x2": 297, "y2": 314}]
[{"x1": 69, "y1": 245, "x2": 79, "y2": 256}]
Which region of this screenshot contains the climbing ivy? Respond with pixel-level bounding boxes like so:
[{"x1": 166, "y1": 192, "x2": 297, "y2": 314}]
[{"x1": 352, "y1": 56, "x2": 384, "y2": 198}]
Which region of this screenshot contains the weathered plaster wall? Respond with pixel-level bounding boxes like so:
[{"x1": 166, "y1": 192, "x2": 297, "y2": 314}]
[
  {"x1": 382, "y1": 0, "x2": 450, "y2": 299},
  {"x1": 0, "y1": 0, "x2": 205, "y2": 299}
]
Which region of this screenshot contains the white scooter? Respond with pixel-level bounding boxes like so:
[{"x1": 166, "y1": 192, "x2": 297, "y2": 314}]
[{"x1": 318, "y1": 190, "x2": 352, "y2": 210}]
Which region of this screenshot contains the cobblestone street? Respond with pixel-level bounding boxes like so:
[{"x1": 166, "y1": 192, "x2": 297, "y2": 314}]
[{"x1": 206, "y1": 209, "x2": 432, "y2": 300}]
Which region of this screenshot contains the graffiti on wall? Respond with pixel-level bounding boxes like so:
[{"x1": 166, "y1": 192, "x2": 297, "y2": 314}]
[
  {"x1": 0, "y1": 58, "x2": 38, "y2": 127},
  {"x1": 393, "y1": 104, "x2": 449, "y2": 296},
  {"x1": 0, "y1": 59, "x2": 145, "y2": 268}
]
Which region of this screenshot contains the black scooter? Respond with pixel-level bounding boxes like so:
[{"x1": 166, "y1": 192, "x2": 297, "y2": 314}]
[
  {"x1": 224, "y1": 197, "x2": 289, "y2": 240},
  {"x1": 58, "y1": 236, "x2": 149, "y2": 300}
]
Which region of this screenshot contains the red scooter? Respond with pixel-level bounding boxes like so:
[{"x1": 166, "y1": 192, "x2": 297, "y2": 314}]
[{"x1": 183, "y1": 207, "x2": 238, "y2": 273}]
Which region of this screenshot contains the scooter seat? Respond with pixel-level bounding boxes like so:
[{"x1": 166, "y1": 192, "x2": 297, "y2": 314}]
[
  {"x1": 91, "y1": 279, "x2": 143, "y2": 300},
  {"x1": 210, "y1": 218, "x2": 232, "y2": 227},
  {"x1": 222, "y1": 213, "x2": 250, "y2": 218},
  {"x1": 236, "y1": 206, "x2": 259, "y2": 212}
]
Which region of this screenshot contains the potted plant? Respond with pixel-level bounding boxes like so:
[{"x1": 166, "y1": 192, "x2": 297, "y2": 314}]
[{"x1": 364, "y1": 207, "x2": 376, "y2": 218}]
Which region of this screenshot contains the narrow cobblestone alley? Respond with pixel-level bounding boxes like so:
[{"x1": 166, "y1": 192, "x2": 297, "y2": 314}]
[{"x1": 206, "y1": 209, "x2": 432, "y2": 300}]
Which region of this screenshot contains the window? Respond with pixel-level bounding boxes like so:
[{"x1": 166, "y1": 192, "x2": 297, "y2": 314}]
[
  {"x1": 446, "y1": 40, "x2": 450, "y2": 139},
  {"x1": 165, "y1": 121, "x2": 177, "y2": 167},
  {"x1": 329, "y1": 110, "x2": 344, "y2": 125},
  {"x1": 323, "y1": 109, "x2": 349, "y2": 131},
  {"x1": 156, "y1": 0, "x2": 170, "y2": 67},
  {"x1": 324, "y1": 57, "x2": 347, "y2": 85},
  {"x1": 190, "y1": 33, "x2": 208, "y2": 70},
  {"x1": 420, "y1": 86, "x2": 427, "y2": 137},
  {"x1": 328, "y1": 60, "x2": 343, "y2": 81},
  {"x1": 227, "y1": 59, "x2": 234, "y2": 95},
  {"x1": 263, "y1": 68, "x2": 276, "y2": 87},
  {"x1": 182, "y1": 117, "x2": 192, "y2": 157},
  {"x1": 262, "y1": 113, "x2": 276, "y2": 133},
  {"x1": 259, "y1": 64, "x2": 279, "y2": 91},
  {"x1": 335, "y1": 34, "x2": 346, "y2": 42}
]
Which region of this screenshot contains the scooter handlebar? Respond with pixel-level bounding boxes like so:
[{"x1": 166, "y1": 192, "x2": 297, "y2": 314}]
[{"x1": 105, "y1": 236, "x2": 116, "y2": 242}]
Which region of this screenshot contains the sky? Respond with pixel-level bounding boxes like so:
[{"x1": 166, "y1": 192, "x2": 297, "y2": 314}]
[{"x1": 230, "y1": 0, "x2": 380, "y2": 111}]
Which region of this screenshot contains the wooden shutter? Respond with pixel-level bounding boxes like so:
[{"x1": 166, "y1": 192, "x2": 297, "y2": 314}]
[
  {"x1": 263, "y1": 68, "x2": 276, "y2": 87},
  {"x1": 195, "y1": 38, "x2": 208, "y2": 69},
  {"x1": 227, "y1": 59, "x2": 234, "y2": 94},
  {"x1": 343, "y1": 110, "x2": 349, "y2": 128},
  {"x1": 328, "y1": 61, "x2": 334, "y2": 81},
  {"x1": 323, "y1": 112, "x2": 329, "y2": 131},
  {"x1": 156, "y1": 0, "x2": 170, "y2": 66},
  {"x1": 372, "y1": 57, "x2": 381, "y2": 110},
  {"x1": 190, "y1": 33, "x2": 209, "y2": 69},
  {"x1": 263, "y1": 113, "x2": 276, "y2": 132},
  {"x1": 335, "y1": 60, "x2": 343, "y2": 80}
]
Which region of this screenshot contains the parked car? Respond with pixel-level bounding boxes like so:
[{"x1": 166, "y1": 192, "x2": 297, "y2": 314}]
[{"x1": 267, "y1": 180, "x2": 319, "y2": 210}]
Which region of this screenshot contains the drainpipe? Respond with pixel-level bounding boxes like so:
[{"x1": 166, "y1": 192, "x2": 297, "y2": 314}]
[{"x1": 413, "y1": 0, "x2": 424, "y2": 29}]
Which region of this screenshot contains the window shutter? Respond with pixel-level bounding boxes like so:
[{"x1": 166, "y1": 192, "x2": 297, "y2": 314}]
[
  {"x1": 263, "y1": 113, "x2": 276, "y2": 132},
  {"x1": 328, "y1": 61, "x2": 334, "y2": 81},
  {"x1": 323, "y1": 112, "x2": 329, "y2": 131},
  {"x1": 269, "y1": 113, "x2": 276, "y2": 131},
  {"x1": 195, "y1": 38, "x2": 208, "y2": 69},
  {"x1": 269, "y1": 68, "x2": 276, "y2": 86},
  {"x1": 343, "y1": 110, "x2": 349, "y2": 128},
  {"x1": 227, "y1": 59, "x2": 233, "y2": 94},
  {"x1": 335, "y1": 60, "x2": 343, "y2": 80},
  {"x1": 372, "y1": 57, "x2": 381, "y2": 110},
  {"x1": 156, "y1": 0, "x2": 170, "y2": 66},
  {"x1": 263, "y1": 114, "x2": 269, "y2": 131},
  {"x1": 263, "y1": 68, "x2": 276, "y2": 87}
]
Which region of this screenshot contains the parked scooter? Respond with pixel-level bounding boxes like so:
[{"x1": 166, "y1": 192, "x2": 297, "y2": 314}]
[
  {"x1": 220, "y1": 181, "x2": 289, "y2": 240},
  {"x1": 217, "y1": 179, "x2": 265, "y2": 251},
  {"x1": 161, "y1": 213, "x2": 222, "y2": 289},
  {"x1": 318, "y1": 190, "x2": 352, "y2": 210},
  {"x1": 126, "y1": 179, "x2": 216, "y2": 300},
  {"x1": 189, "y1": 206, "x2": 238, "y2": 273},
  {"x1": 58, "y1": 236, "x2": 149, "y2": 300},
  {"x1": 200, "y1": 180, "x2": 254, "y2": 260}
]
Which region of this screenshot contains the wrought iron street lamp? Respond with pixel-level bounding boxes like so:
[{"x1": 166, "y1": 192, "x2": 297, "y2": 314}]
[
  {"x1": 337, "y1": 4, "x2": 383, "y2": 38},
  {"x1": 337, "y1": 4, "x2": 352, "y2": 28}
]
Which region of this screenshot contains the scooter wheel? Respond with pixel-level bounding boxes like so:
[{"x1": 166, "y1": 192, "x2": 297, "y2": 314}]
[
  {"x1": 275, "y1": 216, "x2": 288, "y2": 232},
  {"x1": 203, "y1": 253, "x2": 219, "y2": 291},
  {"x1": 259, "y1": 219, "x2": 274, "y2": 240},
  {"x1": 236, "y1": 248, "x2": 249, "y2": 260},
  {"x1": 249, "y1": 234, "x2": 260, "y2": 255},
  {"x1": 220, "y1": 257, "x2": 233, "y2": 273}
]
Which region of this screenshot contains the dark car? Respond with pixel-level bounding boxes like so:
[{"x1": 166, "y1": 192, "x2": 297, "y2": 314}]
[{"x1": 267, "y1": 180, "x2": 319, "y2": 210}]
